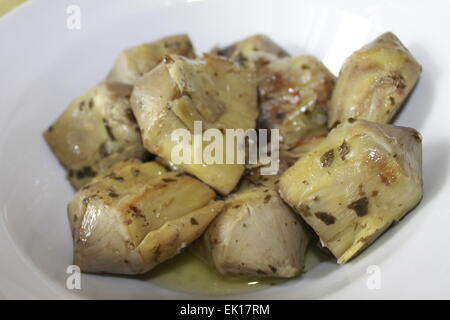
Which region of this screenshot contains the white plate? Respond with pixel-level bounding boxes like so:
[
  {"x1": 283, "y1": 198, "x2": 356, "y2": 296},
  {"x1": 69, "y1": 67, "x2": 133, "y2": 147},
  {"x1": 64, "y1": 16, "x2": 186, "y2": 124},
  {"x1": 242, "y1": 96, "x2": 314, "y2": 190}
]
[{"x1": 1, "y1": 0, "x2": 449, "y2": 299}]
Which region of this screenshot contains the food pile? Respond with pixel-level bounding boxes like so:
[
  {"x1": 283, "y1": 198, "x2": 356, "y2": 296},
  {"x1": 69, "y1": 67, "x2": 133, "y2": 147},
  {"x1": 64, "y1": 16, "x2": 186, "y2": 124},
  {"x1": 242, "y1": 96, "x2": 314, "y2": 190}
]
[{"x1": 44, "y1": 33, "x2": 422, "y2": 279}]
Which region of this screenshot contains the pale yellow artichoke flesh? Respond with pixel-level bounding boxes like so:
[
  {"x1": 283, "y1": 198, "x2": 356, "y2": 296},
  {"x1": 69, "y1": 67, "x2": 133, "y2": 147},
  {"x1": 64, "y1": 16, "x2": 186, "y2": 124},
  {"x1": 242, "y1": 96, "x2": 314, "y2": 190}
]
[
  {"x1": 68, "y1": 159, "x2": 223, "y2": 274},
  {"x1": 258, "y1": 55, "x2": 335, "y2": 149},
  {"x1": 328, "y1": 32, "x2": 421, "y2": 127},
  {"x1": 279, "y1": 120, "x2": 422, "y2": 263},
  {"x1": 131, "y1": 53, "x2": 258, "y2": 195},
  {"x1": 107, "y1": 34, "x2": 195, "y2": 85},
  {"x1": 44, "y1": 82, "x2": 147, "y2": 189},
  {"x1": 204, "y1": 187, "x2": 309, "y2": 278}
]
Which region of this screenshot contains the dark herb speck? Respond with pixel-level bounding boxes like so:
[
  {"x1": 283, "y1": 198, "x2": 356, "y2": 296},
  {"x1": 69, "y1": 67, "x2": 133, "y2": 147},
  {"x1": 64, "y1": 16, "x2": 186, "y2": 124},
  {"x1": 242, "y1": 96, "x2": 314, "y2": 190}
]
[
  {"x1": 275, "y1": 112, "x2": 286, "y2": 120},
  {"x1": 347, "y1": 197, "x2": 369, "y2": 216},
  {"x1": 338, "y1": 140, "x2": 350, "y2": 160},
  {"x1": 314, "y1": 212, "x2": 336, "y2": 225},
  {"x1": 268, "y1": 265, "x2": 277, "y2": 273},
  {"x1": 74, "y1": 166, "x2": 96, "y2": 179},
  {"x1": 103, "y1": 118, "x2": 116, "y2": 141},
  {"x1": 412, "y1": 132, "x2": 422, "y2": 143},
  {"x1": 320, "y1": 149, "x2": 335, "y2": 167},
  {"x1": 298, "y1": 204, "x2": 311, "y2": 217},
  {"x1": 108, "y1": 191, "x2": 119, "y2": 198}
]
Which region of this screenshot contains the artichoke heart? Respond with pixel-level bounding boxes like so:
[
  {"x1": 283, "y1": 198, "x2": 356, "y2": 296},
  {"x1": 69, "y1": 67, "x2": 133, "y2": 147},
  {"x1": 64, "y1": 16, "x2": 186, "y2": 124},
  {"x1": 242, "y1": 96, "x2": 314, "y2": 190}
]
[
  {"x1": 44, "y1": 82, "x2": 147, "y2": 189},
  {"x1": 204, "y1": 187, "x2": 309, "y2": 278},
  {"x1": 279, "y1": 120, "x2": 422, "y2": 264},
  {"x1": 328, "y1": 32, "x2": 421, "y2": 127},
  {"x1": 107, "y1": 34, "x2": 195, "y2": 85},
  {"x1": 68, "y1": 159, "x2": 223, "y2": 274},
  {"x1": 131, "y1": 53, "x2": 258, "y2": 195},
  {"x1": 258, "y1": 55, "x2": 335, "y2": 148}
]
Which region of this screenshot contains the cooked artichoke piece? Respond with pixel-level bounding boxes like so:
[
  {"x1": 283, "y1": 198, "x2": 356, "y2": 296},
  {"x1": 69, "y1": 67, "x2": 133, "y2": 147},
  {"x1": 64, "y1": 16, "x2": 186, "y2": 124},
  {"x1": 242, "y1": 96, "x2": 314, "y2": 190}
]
[
  {"x1": 328, "y1": 32, "x2": 421, "y2": 127},
  {"x1": 279, "y1": 120, "x2": 422, "y2": 264},
  {"x1": 131, "y1": 53, "x2": 258, "y2": 195},
  {"x1": 204, "y1": 187, "x2": 309, "y2": 278},
  {"x1": 44, "y1": 82, "x2": 147, "y2": 189},
  {"x1": 68, "y1": 159, "x2": 223, "y2": 274},
  {"x1": 258, "y1": 56, "x2": 335, "y2": 148},
  {"x1": 214, "y1": 34, "x2": 289, "y2": 68},
  {"x1": 106, "y1": 34, "x2": 195, "y2": 85}
]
